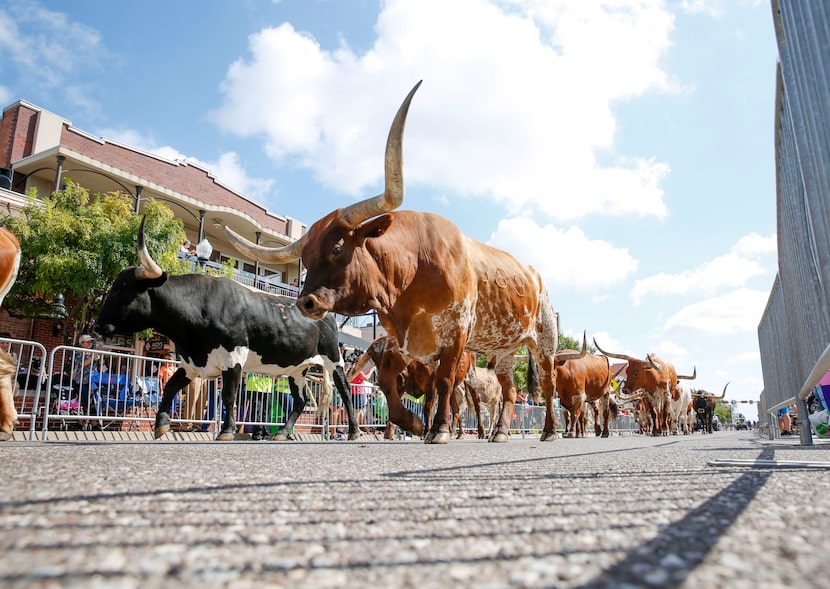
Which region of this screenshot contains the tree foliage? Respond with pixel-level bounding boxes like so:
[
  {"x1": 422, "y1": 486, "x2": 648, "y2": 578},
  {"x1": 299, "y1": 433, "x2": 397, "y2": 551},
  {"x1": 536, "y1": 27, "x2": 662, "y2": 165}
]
[
  {"x1": 470, "y1": 325, "x2": 592, "y2": 393},
  {"x1": 0, "y1": 180, "x2": 186, "y2": 342}
]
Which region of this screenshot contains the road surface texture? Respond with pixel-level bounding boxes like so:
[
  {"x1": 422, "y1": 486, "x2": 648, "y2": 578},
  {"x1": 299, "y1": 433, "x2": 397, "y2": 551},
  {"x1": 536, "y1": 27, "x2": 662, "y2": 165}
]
[{"x1": 1, "y1": 431, "x2": 827, "y2": 588}]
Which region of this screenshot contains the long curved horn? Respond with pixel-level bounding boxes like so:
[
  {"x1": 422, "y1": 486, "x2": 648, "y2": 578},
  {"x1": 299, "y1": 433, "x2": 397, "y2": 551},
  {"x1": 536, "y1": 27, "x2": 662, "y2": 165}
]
[
  {"x1": 224, "y1": 226, "x2": 307, "y2": 265},
  {"x1": 135, "y1": 216, "x2": 163, "y2": 280},
  {"x1": 594, "y1": 338, "x2": 633, "y2": 361},
  {"x1": 712, "y1": 381, "x2": 729, "y2": 399},
  {"x1": 677, "y1": 366, "x2": 696, "y2": 380},
  {"x1": 616, "y1": 390, "x2": 643, "y2": 402},
  {"x1": 338, "y1": 81, "x2": 422, "y2": 228},
  {"x1": 554, "y1": 331, "x2": 587, "y2": 361},
  {"x1": 646, "y1": 354, "x2": 663, "y2": 371}
]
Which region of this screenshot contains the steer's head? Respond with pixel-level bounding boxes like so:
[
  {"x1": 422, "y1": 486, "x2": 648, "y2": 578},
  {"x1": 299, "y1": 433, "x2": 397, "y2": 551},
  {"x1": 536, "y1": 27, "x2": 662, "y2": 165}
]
[
  {"x1": 593, "y1": 338, "x2": 668, "y2": 396},
  {"x1": 224, "y1": 81, "x2": 422, "y2": 320},
  {"x1": 96, "y1": 218, "x2": 167, "y2": 337}
]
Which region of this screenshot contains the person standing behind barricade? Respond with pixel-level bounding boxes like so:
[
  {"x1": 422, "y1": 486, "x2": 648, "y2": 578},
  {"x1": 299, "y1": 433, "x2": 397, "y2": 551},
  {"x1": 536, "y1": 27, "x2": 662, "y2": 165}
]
[
  {"x1": 180, "y1": 377, "x2": 206, "y2": 433},
  {"x1": 350, "y1": 362, "x2": 376, "y2": 426},
  {"x1": 158, "y1": 350, "x2": 177, "y2": 390},
  {"x1": 273, "y1": 377, "x2": 293, "y2": 432},
  {"x1": 155, "y1": 349, "x2": 178, "y2": 412},
  {"x1": 247, "y1": 373, "x2": 274, "y2": 441},
  {"x1": 72, "y1": 334, "x2": 99, "y2": 428}
]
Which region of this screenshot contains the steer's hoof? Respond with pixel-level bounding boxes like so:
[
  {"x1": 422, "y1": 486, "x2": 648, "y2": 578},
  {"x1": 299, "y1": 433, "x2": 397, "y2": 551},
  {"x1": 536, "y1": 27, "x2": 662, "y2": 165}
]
[
  {"x1": 154, "y1": 413, "x2": 170, "y2": 439},
  {"x1": 0, "y1": 429, "x2": 12, "y2": 442},
  {"x1": 490, "y1": 432, "x2": 509, "y2": 443},
  {"x1": 540, "y1": 431, "x2": 557, "y2": 442},
  {"x1": 272, "y1": 432, "x2": 289, "y2": 441},
  {"x1": 425, "y1": 431, "x2": 450, "y2": 444},
  {"x1": 216, "y1": 432, "x2": 235, "y2": 441},
  {"x1": 347, "y1": 431, "x2": 360, "y2": 441}
]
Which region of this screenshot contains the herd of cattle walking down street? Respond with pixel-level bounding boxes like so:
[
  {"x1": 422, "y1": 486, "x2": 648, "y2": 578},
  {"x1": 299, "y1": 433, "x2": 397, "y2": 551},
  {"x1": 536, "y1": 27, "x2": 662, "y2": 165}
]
[{"x1": 0, "y1": 83, "x2": 742, "y2": 445}]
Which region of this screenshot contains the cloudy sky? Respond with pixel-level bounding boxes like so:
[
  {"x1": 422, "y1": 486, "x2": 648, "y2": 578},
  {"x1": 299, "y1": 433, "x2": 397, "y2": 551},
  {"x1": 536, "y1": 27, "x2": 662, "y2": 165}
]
[{"x1": 0, "y1": 0, "x2": 779, "y2": 420}]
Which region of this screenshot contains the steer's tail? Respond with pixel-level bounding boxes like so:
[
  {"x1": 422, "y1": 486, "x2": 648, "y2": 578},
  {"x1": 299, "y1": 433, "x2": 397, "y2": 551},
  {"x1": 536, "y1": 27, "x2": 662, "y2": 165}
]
[
  {"x1": 609, "y1": 396, "x2": 619, "y2": 420},
  {"x1": 527, "y1": 354, "x2": 541, "y2": 404}
]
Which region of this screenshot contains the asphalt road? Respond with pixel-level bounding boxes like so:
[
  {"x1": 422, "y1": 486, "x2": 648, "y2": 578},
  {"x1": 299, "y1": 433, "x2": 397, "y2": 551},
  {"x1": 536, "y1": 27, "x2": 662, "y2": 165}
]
[{"x1": 1, "y1": 431, "x2": 828, "y2": 588}]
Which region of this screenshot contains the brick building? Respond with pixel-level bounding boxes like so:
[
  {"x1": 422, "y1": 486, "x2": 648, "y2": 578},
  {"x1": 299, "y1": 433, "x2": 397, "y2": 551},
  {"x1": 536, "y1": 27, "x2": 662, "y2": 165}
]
[{"x1": 0, "y1": 99, "x2": 312, "y2": 350}]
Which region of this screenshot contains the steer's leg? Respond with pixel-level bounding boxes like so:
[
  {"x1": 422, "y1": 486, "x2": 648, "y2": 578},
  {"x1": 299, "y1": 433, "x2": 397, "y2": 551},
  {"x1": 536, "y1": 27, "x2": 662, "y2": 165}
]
[
  {"x1": 425, "y1": 348, "x2": 465, "y2": 445},
  {"x1": 379, "y1": 346, "x2": 423, "y2": 437},
  {"x1": 535, "y1": 354, "x2": 558, "y2": 443},
  {"x1": 154, "y1": 367, "x2": 191, "y2": 439},
  {"x1": 272, "y1": 377, "x2": 306, "y2": 441},
  {"x1": 0, "y1": 372, "x2": 18, "y2": 441},
  {"x1": 468, "y1": 384, "x2": 485, "y2": 439},
  {"x1": 333, "y1": 365, "x2": 360, "y2": 441},
  {"x1": 216, "y1": 365, "x2": 241, "y2": 441}
]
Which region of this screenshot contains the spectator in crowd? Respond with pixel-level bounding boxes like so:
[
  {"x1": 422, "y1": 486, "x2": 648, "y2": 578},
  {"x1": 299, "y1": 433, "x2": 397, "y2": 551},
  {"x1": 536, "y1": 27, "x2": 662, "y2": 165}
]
[
  {"x1": 158, "y1": 350, "x2": 178, "y2": 391},
  {"x1": 350, "y1": 361, "x2": 376, "y2": 426},
  {"x1": 273, "y1": 377, "x2": 294, "y2": 430},
  {"x1": 72, "y1": 334, "x2": 100, "y2": 427},
  {"x1": 179, "y1": 239, "x2": 197, "y2": 262},
  {"x1": 247, "y1": 372, "x2": 274, "y2": 441},
  {"x1": 778, "y1": 404, "x2": 793, "y2": 435},
  {"x1": 180, "y1": 377, "x2": 206, "y2": 433}
]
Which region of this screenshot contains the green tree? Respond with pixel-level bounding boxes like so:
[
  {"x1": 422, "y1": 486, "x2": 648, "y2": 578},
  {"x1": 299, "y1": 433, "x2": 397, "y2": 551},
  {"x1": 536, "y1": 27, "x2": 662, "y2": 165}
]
[
  {"x1": 0, "y1": 180, "x2": 186, "y2": 343},
  {"x1": 714, "y1": 401, "x2": 732, "y2": 425},
  {"x1": 472, "y1": 326, "x2": 592, "y2": 394}
]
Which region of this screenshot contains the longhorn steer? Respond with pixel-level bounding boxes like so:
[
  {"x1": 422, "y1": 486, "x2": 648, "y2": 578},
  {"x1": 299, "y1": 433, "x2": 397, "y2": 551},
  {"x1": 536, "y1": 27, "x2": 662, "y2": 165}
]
[
  {"x1": 349, "y1": 337, "x2": 476, "y2": 439},
  {"x1": 226, "y1": 81, "x2": 583, "y2": 444},
  {"x1": 96, "y1": 220, "x2": 360, "y2": 441},
  {"x1": 461, "y1": 366, "x2": 502, "y2": 439},
  {"x1": 555, "y1": 347, "x2": 617, "y2": 438},
  {"x1": 594, "y1": 339, "x2": 695, "y2": 436},
  {"x1": 693, "y1": 383, "x2": 728, "y2": 434},
  {"x1": 668, "y1": 382, "x2": 693, "y2": 434},
  {"x1": 0, "y1": 228, "x2": 21, "y2": 441}
]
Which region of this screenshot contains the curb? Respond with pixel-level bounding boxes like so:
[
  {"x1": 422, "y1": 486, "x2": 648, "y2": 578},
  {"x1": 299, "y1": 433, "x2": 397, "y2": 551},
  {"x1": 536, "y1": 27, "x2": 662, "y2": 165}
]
[{"x1": 9, "y1": 430, "x2": 389, "y2": 442}]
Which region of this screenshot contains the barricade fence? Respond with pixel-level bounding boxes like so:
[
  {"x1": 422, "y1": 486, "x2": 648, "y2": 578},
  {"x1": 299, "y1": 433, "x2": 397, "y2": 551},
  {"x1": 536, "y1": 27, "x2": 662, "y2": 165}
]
[{"x1": 2, "y1": 337, "x2": 640, "y2": 440}]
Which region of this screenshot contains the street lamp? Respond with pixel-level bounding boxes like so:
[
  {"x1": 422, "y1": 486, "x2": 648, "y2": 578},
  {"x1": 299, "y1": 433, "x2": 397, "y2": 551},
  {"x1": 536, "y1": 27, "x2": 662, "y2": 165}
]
[
  {"x1": 195, "y1": 238, "x2": 213, "y2": 268},
  {"x1": 50, "y1": 293, "x2": 67, "y2": 318}
]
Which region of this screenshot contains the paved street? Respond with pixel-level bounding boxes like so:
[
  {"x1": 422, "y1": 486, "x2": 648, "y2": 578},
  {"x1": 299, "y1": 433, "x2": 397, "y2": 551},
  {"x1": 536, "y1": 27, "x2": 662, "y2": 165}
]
[{"x1": 1, "y1": 431, "x2": 828, "y2": 588}]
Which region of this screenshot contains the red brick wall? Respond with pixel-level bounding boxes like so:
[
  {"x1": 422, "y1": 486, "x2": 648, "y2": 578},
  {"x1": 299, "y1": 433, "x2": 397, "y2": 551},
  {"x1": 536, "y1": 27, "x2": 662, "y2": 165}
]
[
  {"x1": 1, "y1": 310, "x2": 66, "y2": 356},
  {"x1": 60, "y1": 126, "x2": 290, "y2": 235}
]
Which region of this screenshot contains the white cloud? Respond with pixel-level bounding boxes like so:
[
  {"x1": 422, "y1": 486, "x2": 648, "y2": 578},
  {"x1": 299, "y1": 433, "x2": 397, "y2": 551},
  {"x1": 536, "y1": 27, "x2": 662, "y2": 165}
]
[
  {"x1": 630, "y1": 232, "x2": 776, "y2": 304},
  {"x1": 486, "y1": 217, "x2": 638, "y2": 290},
  {"x1": 210, "y1": 0, "x2": 678, "y2": 222},
  {"x1": 663, "y1": 288, "x2": 769, "y2": 334},
  {"x1": 0, "y1": 2, "x2": 108, "y2": 113}
]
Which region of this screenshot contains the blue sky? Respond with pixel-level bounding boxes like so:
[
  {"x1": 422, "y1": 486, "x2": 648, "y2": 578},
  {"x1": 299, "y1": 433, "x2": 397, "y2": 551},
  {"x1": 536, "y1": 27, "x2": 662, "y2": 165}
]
[{"x1": 0, "y1": 0, "x2": 779, "y2": 420}]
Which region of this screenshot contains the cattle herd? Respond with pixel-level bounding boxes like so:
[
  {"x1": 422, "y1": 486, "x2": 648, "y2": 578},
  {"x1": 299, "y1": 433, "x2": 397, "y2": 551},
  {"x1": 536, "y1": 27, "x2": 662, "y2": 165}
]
[{"x1": 0, "y1": 82, "x2": 732, "y2": 443}]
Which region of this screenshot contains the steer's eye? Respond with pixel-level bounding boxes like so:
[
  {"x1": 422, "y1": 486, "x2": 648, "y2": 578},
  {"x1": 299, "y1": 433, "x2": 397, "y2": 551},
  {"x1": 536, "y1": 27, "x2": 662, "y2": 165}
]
[{"x1": 331, "y1": 239, "x2": 344, "y2": 258}]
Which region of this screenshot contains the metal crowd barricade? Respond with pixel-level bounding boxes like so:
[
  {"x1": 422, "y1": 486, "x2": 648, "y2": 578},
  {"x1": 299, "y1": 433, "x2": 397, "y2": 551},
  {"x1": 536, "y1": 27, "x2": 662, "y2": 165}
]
[
  {"x1": 3, "y1": 337, "x2": 638, "y2": 440},
  {"x1": 1, "y1": 336, "x2": 48, "y2": 441},
  {"x1": 41, "y1": 345, "x2": 188, "y2": 437}
]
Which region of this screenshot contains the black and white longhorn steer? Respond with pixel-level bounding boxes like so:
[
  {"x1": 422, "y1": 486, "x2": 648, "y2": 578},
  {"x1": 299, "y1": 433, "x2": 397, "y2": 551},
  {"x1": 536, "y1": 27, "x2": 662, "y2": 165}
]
[{"x1": 95, "y1": 220, "x2": 360, "y2": 441}]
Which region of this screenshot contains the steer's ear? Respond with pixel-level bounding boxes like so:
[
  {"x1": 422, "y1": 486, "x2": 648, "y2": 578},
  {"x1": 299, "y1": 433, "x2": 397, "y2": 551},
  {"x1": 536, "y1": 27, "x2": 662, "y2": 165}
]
[{"x1": 357, "y1": 214, "x2": 393, "y2": 242}]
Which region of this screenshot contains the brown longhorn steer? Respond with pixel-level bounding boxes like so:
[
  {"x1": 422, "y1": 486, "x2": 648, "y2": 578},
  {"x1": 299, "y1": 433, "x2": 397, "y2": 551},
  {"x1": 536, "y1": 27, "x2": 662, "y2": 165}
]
[
  {"x1": 594, "y1": 339, "x2": 696, "y2": 436},
  {"x1": 227, "y1": 82, "x2": 583, "y2": 444},
  {"x1": 347, "y1": 337, "x2": 475, "y2": 439},
  {"x1": 555, "y1": 343, "x2": 618, "y2": 438},
  {"x1": 0, "y1": 228, "x2": 22, "y2": 441}
]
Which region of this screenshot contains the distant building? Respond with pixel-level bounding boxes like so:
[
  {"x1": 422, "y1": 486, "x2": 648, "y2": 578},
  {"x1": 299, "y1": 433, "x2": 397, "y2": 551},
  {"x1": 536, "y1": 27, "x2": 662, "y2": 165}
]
[{"x1": 0, "y1": 99, "x2": 374, "y2": 350}]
